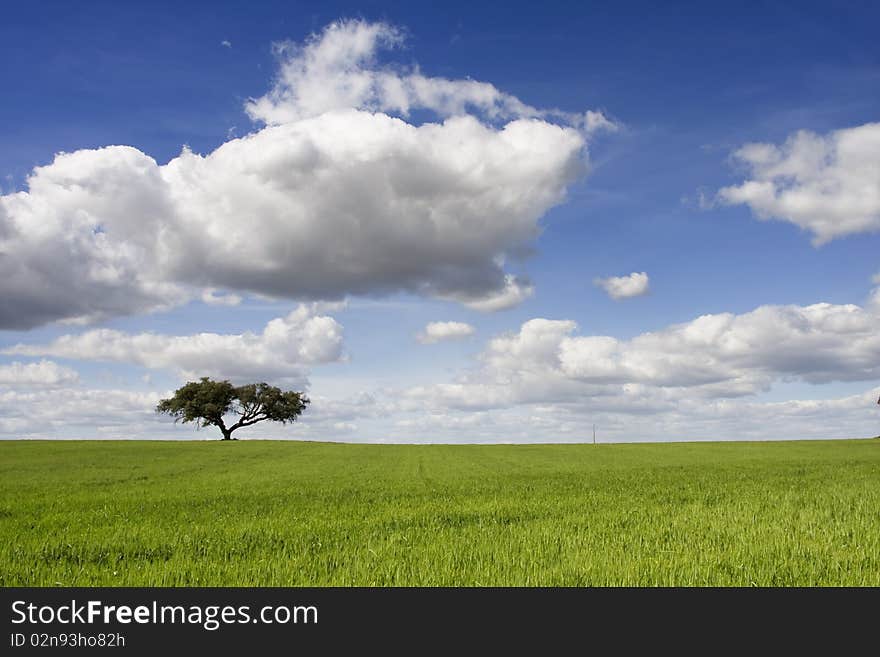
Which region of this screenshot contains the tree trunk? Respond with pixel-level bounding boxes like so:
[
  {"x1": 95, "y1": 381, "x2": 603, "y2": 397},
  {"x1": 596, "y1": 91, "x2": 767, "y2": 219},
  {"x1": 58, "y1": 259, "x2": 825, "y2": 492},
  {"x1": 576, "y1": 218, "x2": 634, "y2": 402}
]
[{"x1": 220, "y1": 427, "x2": 233, "y2": 440}]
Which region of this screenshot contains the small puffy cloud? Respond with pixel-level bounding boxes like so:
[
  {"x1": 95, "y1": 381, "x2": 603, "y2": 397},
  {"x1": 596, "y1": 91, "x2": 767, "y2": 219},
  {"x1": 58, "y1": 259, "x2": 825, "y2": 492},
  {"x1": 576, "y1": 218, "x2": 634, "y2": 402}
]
[
  {"x1": 0, "y1": 19, "x2": 607, "y2": 329},
  {"x1": 0, "y1": 360, "x2": 79, "y2": 386},
  {"x1": 417, "y1": 321, "x2": 476, "y2": 344},
  {"x1": 594, "y1": 272, "x2": 650, "y2": 300},
  {"x1": 4, "y1": 305, "x2": 343, "y2": 385},
  {"x1": 718, "y1": 122, "x2": 880, "y2": 244},
  {"x1": 221, "y1": 40, "x2": 232, "y2": 48}
]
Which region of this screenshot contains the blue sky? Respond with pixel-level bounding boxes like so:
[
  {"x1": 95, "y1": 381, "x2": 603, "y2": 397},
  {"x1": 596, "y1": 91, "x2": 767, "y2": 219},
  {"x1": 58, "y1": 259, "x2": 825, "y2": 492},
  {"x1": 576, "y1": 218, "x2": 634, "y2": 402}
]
[{"x1": 0, "y1": 1, "x2": 878, "y2": 441}]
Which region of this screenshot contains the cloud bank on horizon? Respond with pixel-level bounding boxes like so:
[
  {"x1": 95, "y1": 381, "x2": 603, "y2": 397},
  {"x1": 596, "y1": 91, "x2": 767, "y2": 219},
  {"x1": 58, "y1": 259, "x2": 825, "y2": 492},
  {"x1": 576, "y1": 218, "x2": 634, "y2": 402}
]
[{"x1": 0, "y1": 15, "x2": 878, "y2": 443}]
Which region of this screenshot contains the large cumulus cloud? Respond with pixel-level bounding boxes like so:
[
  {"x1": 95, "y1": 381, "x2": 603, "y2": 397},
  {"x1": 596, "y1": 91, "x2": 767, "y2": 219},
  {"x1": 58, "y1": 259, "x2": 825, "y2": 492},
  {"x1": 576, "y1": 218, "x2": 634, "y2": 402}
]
[
  {"x1": 0, "y1": 146, "x2": 186, "y2": 328},
  {"x1": 0, "y1": 19, "x2": 610, "y2": 330}
]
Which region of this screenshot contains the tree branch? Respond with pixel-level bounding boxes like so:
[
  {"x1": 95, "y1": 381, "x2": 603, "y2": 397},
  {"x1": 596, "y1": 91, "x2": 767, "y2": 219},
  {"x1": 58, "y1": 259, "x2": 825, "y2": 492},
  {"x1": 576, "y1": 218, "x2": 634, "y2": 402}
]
[
  {"x1": 236, "y1": 401, "x2": 263, "y2": 424},
  {"x1": 229, "y1": 413, "x2": 269, "y2": 433}
]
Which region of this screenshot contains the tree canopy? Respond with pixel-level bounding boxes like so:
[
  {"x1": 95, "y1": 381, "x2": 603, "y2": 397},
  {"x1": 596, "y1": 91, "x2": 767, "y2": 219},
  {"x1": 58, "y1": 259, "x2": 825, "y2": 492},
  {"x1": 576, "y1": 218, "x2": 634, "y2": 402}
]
[{"x1": 156, "y1": 377, "x2": 309, "y2": 440}]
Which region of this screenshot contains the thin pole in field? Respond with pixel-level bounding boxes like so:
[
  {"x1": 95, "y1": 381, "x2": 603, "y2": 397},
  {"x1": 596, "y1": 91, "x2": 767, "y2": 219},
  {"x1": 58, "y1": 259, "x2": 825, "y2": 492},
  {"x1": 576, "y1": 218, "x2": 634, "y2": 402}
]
[{"x1": 593, "y1": 424, "x2": 596, "y2": 445}]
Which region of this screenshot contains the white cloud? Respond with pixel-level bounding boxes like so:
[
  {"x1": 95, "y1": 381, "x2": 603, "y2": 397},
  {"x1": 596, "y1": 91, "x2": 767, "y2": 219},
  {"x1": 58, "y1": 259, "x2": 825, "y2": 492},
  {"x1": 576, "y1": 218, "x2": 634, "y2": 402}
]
[
  {"x1": 403, "y1": 297, "x2": 880, "y2": 416},
  {"x1": 594, "y1": 272, "x2": 650, "y2": 300},
  {"x1": 718, "y1": 122, "x2": 880, "y2": 244},
  {"x1": 417, "y1": 321, "x2": 476, "y2": 344},
  {"x1": 406, "y1": 386, "x2": 880, "y2": 443},
  {"x1": 583, "y1": 110, "x2": 618, "y2": 135},
  {"x1": 163, "y1": 113, "x2": 582, "y2": 305},
  {"x1": 0, "y1": 360, "x2": 79, "y2": 386},
  {"x1": 559, "y1": 302, "x2": 880, "y2": 387},
  {"x1": 0, "y1": 19, "x2": 608, "y2": 329},
  {"x1": 0, "y1": 385, "x2": 392, "y2": 440},
  {"x1": 0, "y1": 387, "x2": 164, "y2": 439},
  {"x1": 4, "y1": 305, "x2": 343, "y2": 385},
  {"x1": 1, "y1": 375, "x2": 877, "y2": 441},
  {"x1": 244, "y1": 18, "x2": 615, "y2": 129},
  {"x1": 221, "y1": 40, "x2": 232, "y2": 48},
  {"x1": 0, "y1": 146, "x2": 187, "y2": 328}
]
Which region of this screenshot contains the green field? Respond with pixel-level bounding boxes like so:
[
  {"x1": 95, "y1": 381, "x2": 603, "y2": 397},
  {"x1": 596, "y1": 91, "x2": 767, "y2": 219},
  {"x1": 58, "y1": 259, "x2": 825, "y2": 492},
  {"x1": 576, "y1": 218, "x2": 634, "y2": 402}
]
[{"x1": 1, "y1": 439, "x2": 879, "y2": 586}]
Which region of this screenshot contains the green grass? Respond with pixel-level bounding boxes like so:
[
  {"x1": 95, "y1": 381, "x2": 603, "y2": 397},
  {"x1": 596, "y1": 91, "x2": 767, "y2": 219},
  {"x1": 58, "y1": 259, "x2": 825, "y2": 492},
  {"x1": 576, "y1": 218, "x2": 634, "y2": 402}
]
[{"x1": 1, "y1": 439, "x2": 879, "y2": 586}]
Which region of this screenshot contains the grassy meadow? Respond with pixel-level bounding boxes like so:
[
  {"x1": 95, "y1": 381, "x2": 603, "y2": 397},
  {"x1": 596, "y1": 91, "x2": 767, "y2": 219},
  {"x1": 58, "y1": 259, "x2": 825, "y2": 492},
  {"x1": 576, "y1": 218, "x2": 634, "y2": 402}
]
[{"x1": 1, "y1": 438, "x2": 879, "y2": 586}]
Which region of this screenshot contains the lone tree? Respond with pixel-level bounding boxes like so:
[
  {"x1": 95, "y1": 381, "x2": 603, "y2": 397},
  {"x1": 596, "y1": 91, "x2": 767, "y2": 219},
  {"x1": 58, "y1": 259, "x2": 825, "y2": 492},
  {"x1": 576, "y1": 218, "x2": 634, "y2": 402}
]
[{"x1": 156, "y1": 377, "x2": 309, "y2": 440}]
